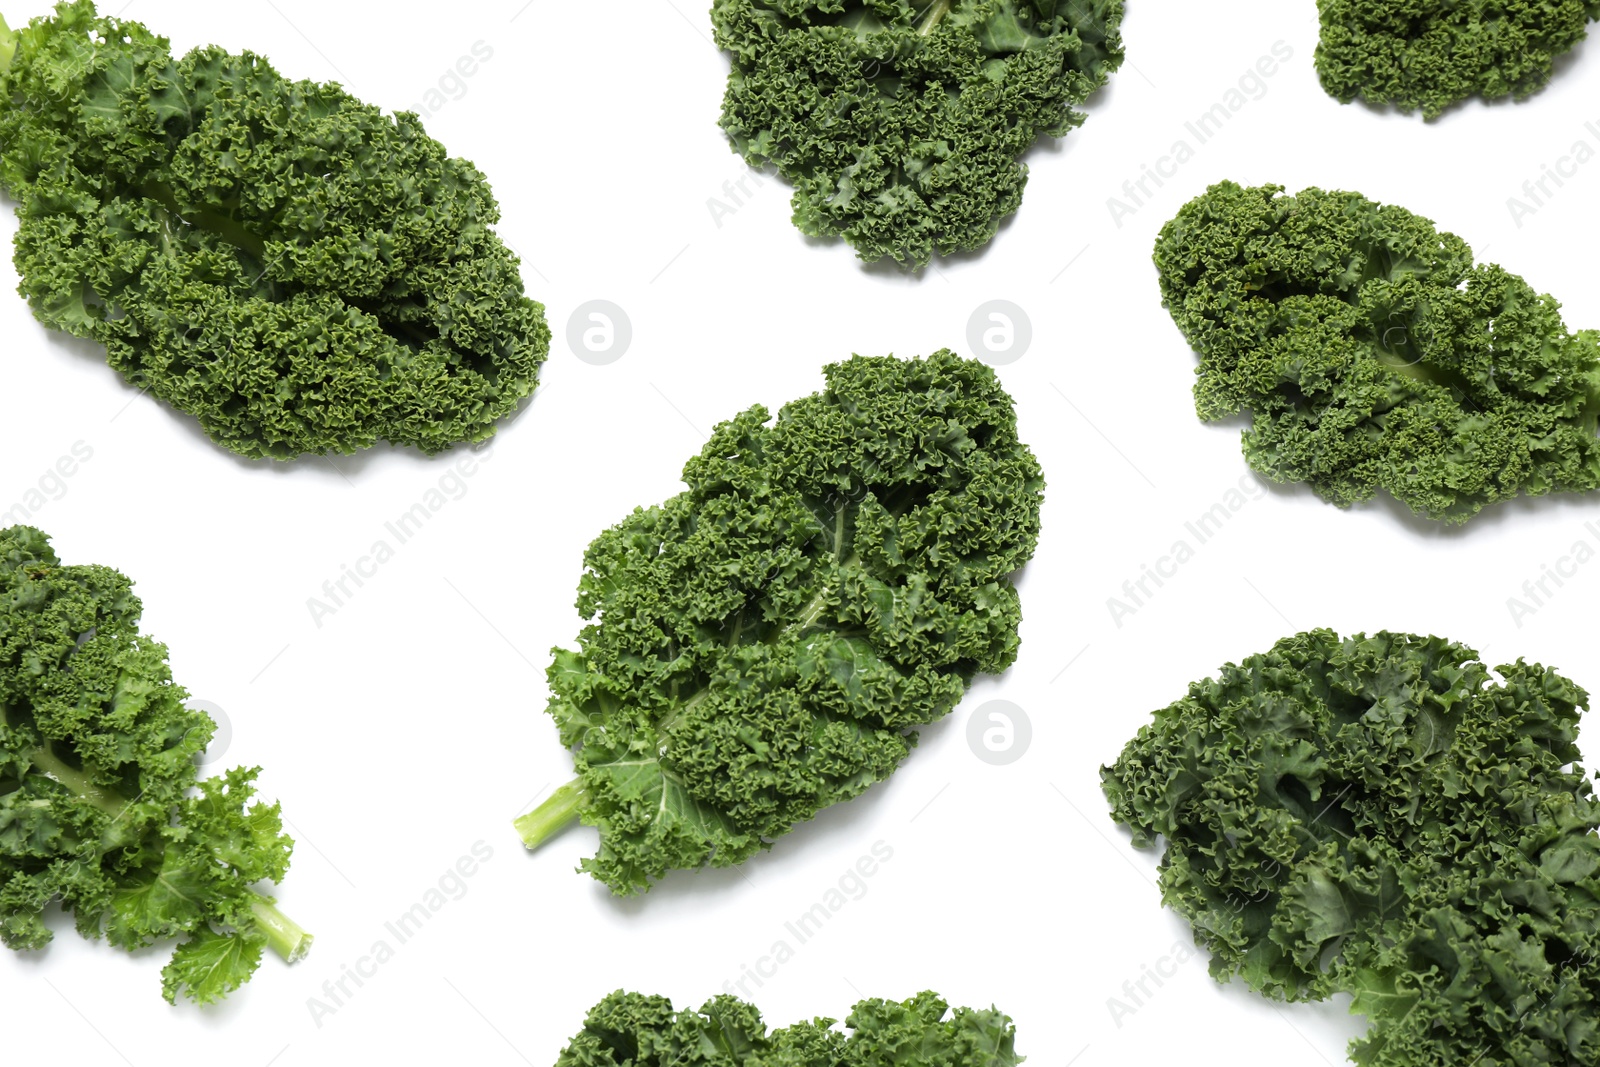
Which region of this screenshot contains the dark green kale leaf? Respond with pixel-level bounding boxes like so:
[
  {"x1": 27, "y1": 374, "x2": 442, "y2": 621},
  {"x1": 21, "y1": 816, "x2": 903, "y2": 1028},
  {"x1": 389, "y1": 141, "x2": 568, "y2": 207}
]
[
  {"x1": 0, "y1": 2, "x2": 548, "y2": 459},
  {"x1": 1315, "y1": 0, "x2": 1600, "y2": 119},
  {"x1": 0, "y1": 526, "x2": 309, "y2": 1004},
  {"x1": 516, "y1": 350, "x2": 1043, "y2": 894},
  {"x1": 1154, "y1": 181, "x2": 1600, "y2": 523},
  {"x1": 1103, "y1": 629, "x2": 1600, "y2": 1067},
  {"x1": 712, "y1": 0, "x2": 1124, "y2": 267},
  {"x1": 557, "y1": 990, "x2": 1021, "y2": 1067}
]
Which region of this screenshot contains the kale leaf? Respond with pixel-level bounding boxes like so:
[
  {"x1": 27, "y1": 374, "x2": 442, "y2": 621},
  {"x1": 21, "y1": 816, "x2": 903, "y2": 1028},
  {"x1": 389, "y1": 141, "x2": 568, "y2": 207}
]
[
  {"x1": 516, "y1": 350, "x2": 1043, "y2": 893},
  {"x1": 558, "y1": 990, "x2": 1021, "y2": 1067},
  {"x1": 1104, "y1": 629, "x2": 1600, "y2": 1067},
  {"x1": 1316, "y1": 0, "x2": 1600, "y2": 119},
  {"x1": 0, "y1": 2, "x2": 548, "y2": 459},
  {"x1": 1154, "y1": 181, "x2": 1600, "y2": 523},
  {"x1": 0, "y1": 526, "x2": 309, "y2": 1004},
  {"x1": 712, "y1": 0, "x2": 1124, "y2": 267}
]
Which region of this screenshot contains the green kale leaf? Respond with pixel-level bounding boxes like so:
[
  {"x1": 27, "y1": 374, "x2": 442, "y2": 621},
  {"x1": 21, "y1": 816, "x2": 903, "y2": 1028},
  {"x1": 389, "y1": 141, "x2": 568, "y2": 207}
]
[
  {"x1": 558, "y1": 990, "x2": 1022, "y2": 1067},
  {"x1": 0, "y1": 525, "x2": 310, "y2": 1003},
  {"x1": 712, "y1": 0, "x2": 1124, "y2": 267},
  {"x1": 1103, "y1": 629, "x2": 1600, "y2": 1067},
  {"x1": 516, "y1": 350, "x2": 1043, "y2": 893},
  {"x1": 1315, "y1": 0, "x2": 1600, "y2": 119},
  {"x1": 1154, "y1": 181, "x2": 1600, "y2": 523},
  {"x1": 0, "y1": 2, "x2": 548, "y2": 459}
]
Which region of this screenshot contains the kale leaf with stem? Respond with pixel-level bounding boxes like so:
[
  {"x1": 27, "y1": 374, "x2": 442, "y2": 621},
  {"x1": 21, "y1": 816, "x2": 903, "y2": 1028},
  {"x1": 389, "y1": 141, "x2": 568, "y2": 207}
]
[
  {"x1": 516, "y1": 350, "x2": 1043, "y2": 894},
  {"x1": 0, "y1": 526, "x2": 309, "y2": 1004}
]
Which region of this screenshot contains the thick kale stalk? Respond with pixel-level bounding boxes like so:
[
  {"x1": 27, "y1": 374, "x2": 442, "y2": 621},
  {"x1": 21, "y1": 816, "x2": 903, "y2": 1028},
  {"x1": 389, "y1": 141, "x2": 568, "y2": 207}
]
[
  {"x1": 1316, "y1": 1, "x2": 1600, "y2": 119},
  {"x1": 1103, "y1": 630, "x2": 1600, "y2": 1067},
  {"x1": 557, "y1": 990, "x2": 1022, "y2": 1067},
  {"x1": 712, "y1": 0, "x2": 1124, "y2": 267},
  {"x1": 0, "y1": 526, "x2": 309, "y2": 1004},
  {"x1": 0, "y1": 2, "x2": 549, "y2": 459},
  {"x1": 1154, "y1": 181, "x2": 1600, "y2": 523},
  {"x1": 516, "y1": 351, "x2": 1044, "y2": 893}
]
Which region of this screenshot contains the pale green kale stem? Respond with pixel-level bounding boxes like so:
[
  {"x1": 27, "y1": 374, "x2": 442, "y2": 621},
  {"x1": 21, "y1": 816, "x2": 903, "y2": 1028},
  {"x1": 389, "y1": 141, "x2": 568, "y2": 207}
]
[
  {"x1": 514, "y1": 779, "x2": 592, "y2": 850},
  {"x1": 0, "y1": 14, "x2": 16, "y2": 73},
  {"x1": 514, "y1": 561, "x2": 857, "y2": 851},
  {"x1": 31, "y1": 745, "x2": 311, "y2": 964},
  {"x1": 248, "y1": 896, "x2": 313, "y2": 963},
  {"x1": 915, "y1": 0, "x2": 951, "y2": 35}
]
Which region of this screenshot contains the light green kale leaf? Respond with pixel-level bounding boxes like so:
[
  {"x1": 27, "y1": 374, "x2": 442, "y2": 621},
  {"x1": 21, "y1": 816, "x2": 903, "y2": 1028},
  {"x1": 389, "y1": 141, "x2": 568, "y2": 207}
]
[{"x1": 0, "y1": 526, "x2": 310, "y2": 1003}]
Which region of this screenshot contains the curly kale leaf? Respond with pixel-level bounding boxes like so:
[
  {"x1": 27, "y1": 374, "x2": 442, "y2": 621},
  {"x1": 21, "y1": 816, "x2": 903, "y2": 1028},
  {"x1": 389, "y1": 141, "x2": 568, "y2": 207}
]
[
  {"x1": 557, "y1": 990, "x2": 1021, "y2": 1067},
  {"x1": 1103, "y1": 629, "x2": 1600, "y2": 1067},
  {"x1": 1315, "y1": 0, "x2": 1600, "y2": 119},
  {"x1": 0, "y1": 1, "x2": 548, "y2": 459},
  {"x1": 712, "y1": 0, "x2": 1124, "y2": 267},
  {"x1": 1153, "y1": 181, "x2": 1600, "y2": 524},
  {"x1": 515, "y1": 350, "x2": 1043, "y2": 893},
  {"x1": 0, "y1": 526, "x2": 309, "y2": 1004}
]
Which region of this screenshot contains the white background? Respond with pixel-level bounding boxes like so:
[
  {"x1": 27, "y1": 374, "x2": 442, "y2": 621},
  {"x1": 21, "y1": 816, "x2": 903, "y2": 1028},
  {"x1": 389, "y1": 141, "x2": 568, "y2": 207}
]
[{"x1": 2, "y1": 1, "x2": 1598, "y2": 1064}]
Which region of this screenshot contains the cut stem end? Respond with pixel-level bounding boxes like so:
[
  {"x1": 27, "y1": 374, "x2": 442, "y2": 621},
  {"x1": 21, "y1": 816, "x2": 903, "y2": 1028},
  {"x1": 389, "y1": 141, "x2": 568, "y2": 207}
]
[
  {"x1": 249, "y1": 894, "x2": 313, "y2": 964},
  {"x1": 514, "y1": 777, "x2": 590, "y2": 850}
]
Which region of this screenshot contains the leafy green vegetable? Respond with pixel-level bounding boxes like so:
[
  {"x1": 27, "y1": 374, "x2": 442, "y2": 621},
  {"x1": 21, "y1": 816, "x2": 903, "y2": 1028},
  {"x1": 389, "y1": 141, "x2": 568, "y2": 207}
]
[
  {"x1": 558, "y1": 990, "x2": 1021, "y2": 1067},
  {"x1": 711, "y1": 0, "x2": 1124, "y2": 267},
  {"x1": 1153, "y1": 181, "x2": 1600, "y2": 524},
  {"x1": 1315, "y1": 0, "x2": 1600, "y2": 119},
  {"x1": 0, "y1": 2, "x2": 548, "y2": 459},
  {"x1": 1103, "y1": 629, "x2": 1600, "y2": 1067},
  {"x1": 0, "y1": 526, "x2": 308, "y2": 1004},
  {"x1": 516, "y1": 350, "x2": 1043, "y2": 893}
]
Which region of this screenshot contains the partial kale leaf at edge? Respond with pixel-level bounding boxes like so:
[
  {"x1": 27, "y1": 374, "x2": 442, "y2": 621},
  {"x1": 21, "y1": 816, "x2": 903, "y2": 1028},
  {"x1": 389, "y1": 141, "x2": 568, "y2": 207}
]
[
  {"x1": 556, "y1": 989, "x2": 1023, "y2": 1067},
  {"x1": 1153, "y1": 181, "x2": 1600, "y2": 524},
  {"x1": 1101, "y1": 629, "x2": 1600, "y2": 1067},
  {"x1": 0, "y1": 525, "x2": 310, "y2": 1004},
  {"x1": 1314, "y1": 0, "x2": 1600, "y2": 119},
  {"x1": 0, "y1": 1, "x2": 548, "y2": 459},
  {"x1": 516, "y1": 350, "x2": 1044, "y2": 894},
  {"x1": 712, "y1": 0, "x2": 1125, "y2": 268}
]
